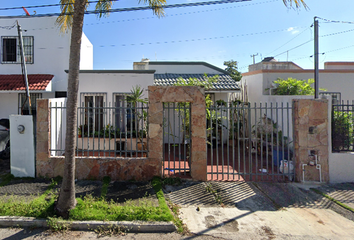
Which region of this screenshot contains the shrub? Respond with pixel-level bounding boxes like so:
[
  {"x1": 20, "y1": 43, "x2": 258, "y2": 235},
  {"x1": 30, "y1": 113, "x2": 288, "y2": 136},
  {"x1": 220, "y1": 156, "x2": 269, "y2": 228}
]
[
  {"x1": 270, "y1": 77, "x2": 318, "y2": 95},
  {"x1": 332, "y1": 111, "x2": 354, "y2": 151}
]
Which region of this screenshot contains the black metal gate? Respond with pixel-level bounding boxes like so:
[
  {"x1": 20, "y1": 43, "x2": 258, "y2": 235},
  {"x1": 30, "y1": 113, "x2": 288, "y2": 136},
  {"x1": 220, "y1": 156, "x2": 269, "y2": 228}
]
[
  {"x1": 163, "y1": 102, "x2": 192, "y2": 177},
  {"x1": 206, "y1": 102, "x2": 295, "y2": 182}
]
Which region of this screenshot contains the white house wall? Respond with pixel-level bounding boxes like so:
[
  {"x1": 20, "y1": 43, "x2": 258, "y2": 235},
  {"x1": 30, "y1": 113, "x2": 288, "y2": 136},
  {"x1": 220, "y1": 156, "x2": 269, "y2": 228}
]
[
  {"x1": 243, "y1": 70, "x2": 354, "y2": 102},
  {"x1": 0, "y1": 93, "x2": 18, "y2": 119},
  {"x1": 0, "y1": 17, "x2": 93, "y2": 93},
  {"x1": 77, "y1": 72, "x2": 155, "y2": 104},
  {"x1": 80, "y1": 33, "x2": 93, "y2": 70}
]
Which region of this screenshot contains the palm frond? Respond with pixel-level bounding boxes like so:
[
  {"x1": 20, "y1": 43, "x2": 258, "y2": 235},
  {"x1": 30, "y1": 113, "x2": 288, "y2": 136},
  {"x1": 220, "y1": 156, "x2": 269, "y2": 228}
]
[
  {"x1": 139, "y1": 0, "x2": 166, "y2": 17},
  {"x1": 282, "y1": 0, "x2": 309, "y2": 9},
  {"x1": 95, "y1": 0, "x2": 114, "y2": 18}
]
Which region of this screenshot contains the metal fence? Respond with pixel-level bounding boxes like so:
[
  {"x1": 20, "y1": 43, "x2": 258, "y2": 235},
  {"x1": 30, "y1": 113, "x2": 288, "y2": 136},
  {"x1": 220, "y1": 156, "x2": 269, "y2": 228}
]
[
  {"x1": 50, "y1": 100, "x2": 149, "y2": 157},
  {"x1": 206, "y1": 101, "x2": 294, "y2": 181},
  {"x1": 332, "y1": 101, "x2": 354, "y2": 152}
]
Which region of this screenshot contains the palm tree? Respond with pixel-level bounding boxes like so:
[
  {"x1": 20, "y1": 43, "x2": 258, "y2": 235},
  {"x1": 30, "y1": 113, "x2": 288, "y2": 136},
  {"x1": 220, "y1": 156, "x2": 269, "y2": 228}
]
[
  {"x1": 283, "y1": 0, "x2": 308, "y2": 9},
  {"x1": 55, "y1": 0, "x2": 165, "y2": 217}
]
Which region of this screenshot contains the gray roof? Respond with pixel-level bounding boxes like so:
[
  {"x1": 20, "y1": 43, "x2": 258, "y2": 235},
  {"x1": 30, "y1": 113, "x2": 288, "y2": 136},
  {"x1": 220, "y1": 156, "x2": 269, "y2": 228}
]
[{"x1": 154, "y1": 74, "x2": 240, "y2": 91}]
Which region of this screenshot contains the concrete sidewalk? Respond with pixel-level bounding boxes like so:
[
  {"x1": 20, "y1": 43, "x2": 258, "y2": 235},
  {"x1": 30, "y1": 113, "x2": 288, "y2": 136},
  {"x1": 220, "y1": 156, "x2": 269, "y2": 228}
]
[{"x1": 164, "y1": 181, "x2": 354, "y2": 239}]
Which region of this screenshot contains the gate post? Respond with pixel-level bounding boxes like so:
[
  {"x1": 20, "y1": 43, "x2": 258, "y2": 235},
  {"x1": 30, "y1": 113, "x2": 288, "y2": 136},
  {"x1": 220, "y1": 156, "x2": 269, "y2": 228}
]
[
  {"x1": 293, "y1": 99, "x2": 330, "y2": 183},
  {"x1": 148, "y1": 86, "x2": 207, "y2": 181}
]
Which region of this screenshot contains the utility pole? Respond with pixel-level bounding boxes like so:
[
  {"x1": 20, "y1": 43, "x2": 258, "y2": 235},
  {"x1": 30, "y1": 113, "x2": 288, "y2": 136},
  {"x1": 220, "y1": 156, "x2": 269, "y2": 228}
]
[
  {"x1": 314, "y1": 16, "x2": 319, "y2": 99},
  {"x1": 17, "y1": 21, "x2": 31, "y2": 115},
  {"x1": 250, "y1": 53, "x2": 258, "y2": 64}
]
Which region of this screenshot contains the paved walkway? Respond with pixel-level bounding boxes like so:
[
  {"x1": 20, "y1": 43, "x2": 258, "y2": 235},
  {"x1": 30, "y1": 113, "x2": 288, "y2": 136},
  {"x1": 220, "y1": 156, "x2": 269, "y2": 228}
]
[
  {"x1": 0, "y1": 175, "x2": 353, "y2": 239},
  {"x1": 164, "y1": 181, "x2": 354, "y2": 239}
]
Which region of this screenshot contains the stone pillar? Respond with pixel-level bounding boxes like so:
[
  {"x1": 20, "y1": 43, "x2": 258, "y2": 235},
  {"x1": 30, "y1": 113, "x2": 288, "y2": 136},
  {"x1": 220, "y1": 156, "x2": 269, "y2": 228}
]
[
  {"x1": 148, "y1": 86, "x2": 207, "y2": 181},
  {"x1": 293, "y1": 99, "x2": 329, "y2": 182},
  {"x1": 36, "y1": 99, "x2": 53, "y2": 177}
]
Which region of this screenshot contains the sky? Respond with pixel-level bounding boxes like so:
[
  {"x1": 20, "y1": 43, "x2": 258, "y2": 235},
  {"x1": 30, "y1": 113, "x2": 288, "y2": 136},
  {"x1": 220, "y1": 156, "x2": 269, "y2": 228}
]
[{"x1": 1, "y1": 0, "x2": 353, "y2": 72}]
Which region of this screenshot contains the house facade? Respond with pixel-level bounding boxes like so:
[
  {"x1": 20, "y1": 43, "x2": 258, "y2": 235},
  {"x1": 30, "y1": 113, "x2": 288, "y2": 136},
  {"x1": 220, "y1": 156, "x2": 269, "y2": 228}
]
[
  {"x1": 242, "y1": 58, "x2": 354, "y2": 103},
  {"x1": 0, "y1": 16, "x2": 92, "y2": 122}
]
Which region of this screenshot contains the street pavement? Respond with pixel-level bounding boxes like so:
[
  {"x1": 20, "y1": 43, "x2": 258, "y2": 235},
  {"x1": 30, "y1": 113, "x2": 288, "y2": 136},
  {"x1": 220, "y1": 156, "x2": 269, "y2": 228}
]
[
  {"x1": 164, "y1": 181, "x2": 354, "y2": 239},
  {"x1": 0, "y1": 175, "x2": 353, "y2": 239}
]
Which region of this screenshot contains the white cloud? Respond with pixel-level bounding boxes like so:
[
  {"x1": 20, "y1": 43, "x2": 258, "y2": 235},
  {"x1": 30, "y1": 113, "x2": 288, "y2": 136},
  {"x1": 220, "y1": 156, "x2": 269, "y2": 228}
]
[{"x1": 287, "y1": 27, "x2": 294, "y2": 32}]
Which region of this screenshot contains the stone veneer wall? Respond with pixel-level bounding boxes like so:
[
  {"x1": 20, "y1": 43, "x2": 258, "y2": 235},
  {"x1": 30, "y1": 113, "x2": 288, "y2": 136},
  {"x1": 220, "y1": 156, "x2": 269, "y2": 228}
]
[
  {"x1": 293, "y1": 99, "x2": 329, "y2": 182},
  {"x1": 148, "y1": 86, "x2": 207, "y2": 181},
  {"x1": 36, "y1": 99, "x2": 160, "y2": 181}
]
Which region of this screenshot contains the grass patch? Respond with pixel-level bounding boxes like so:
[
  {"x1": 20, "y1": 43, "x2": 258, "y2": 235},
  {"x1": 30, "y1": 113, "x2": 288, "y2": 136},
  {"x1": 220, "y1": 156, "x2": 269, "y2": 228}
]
[
  {"x1": 311, "y1": 188, "x2": 354, "y2": 213},
  {"x1": 100, "y1": 176, "x2": 111, "y2": 200},
  {"x1": 0, "y1": 174, "x2": 14, "y2": 187},
  {"x1": 0, "y1": 178, "x2": 58, "y2": 218},
  {"x1": 0, "y1": 176, "x2": 177, "y2": 227}
]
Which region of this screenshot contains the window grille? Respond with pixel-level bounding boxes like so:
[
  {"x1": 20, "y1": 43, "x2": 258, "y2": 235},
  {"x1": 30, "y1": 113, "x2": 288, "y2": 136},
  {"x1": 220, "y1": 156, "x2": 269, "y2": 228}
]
[{"x1": 2, "y1": 36, "x2": 34, "y2": 64}]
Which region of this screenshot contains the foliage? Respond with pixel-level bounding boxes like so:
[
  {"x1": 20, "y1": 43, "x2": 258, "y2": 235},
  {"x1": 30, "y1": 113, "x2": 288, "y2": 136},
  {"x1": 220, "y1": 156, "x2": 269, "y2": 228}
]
[
  {"x1": 174, "y1": 75, "x2": 218, "y2": 142},
  {"x1": 254, "y1": 114, "x2": 290, "y2": 149},
  {"x1": 47, "y1": 217, "x2": 71, "y2": 232},
  {"x1": 126, "y1": 85, "x2": 148, "y2": 144},
  {"x1": 56, "y1": 0, "x2": 166, "y2": 216},
  {"x1": 282, "y1": 0, "x2": 308, "y2": 9},
  {"x1": 224, "y1": 60, "x2": 242, "y2": 82},
  {"x1": 0, "y1": 177, "x2": 174, "y2": 223},
  {"x1": 56, "y1": 0, "x2": 166, "y2": 33},
  {"x1": 332, "y1": 111, "x2": 354, "y2": 152},
  {"x1": 270, "y1": 78, "x2": 320, "y2": 95}
]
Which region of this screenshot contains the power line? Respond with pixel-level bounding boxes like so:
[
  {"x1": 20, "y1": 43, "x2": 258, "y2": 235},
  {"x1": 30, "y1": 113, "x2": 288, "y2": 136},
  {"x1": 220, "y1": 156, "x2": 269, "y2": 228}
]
[
  {"x1": 0, "y1": 1, "x2": 120, "y2": 11},
  {"x1": 32, "y1": 27, "x2": 297, "y2": 49},
  {"x1": 0, "y1": 0, "x2": 250, "y2": 19},
  {"x1": 317, "y1": 17, "x2": 354, "y2": 25},
  {"x1": 273, "y1": 39, "x2": 313, "y2": 58},
  {"x1": 266, "y1": 26, "x2": 311, "y2": 56},
  {"x1": 320, "y1": 28, "x2": 354, "y2": 38}
]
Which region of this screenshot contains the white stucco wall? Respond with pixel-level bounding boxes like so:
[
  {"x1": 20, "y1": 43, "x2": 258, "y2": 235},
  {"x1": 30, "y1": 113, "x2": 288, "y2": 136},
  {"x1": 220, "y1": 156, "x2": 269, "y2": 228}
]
[
  {"x1": 0, "y1": 17, "x2": 70, "y2": 92},
  {"x1": 0, "y1": 17, "x2": 93, "y2": 93},
  {"x1": 77, "y1": 71, "x2": 155, "y2": 104},
  {"x1": 0, "y1": 93, "x2": 19, "y2": 119},
  {"x1": 243, "y1": 70, "x2": 354, "y2": 102},
  {"x1": 329, "y1": 152, "x2": 354, "y2": 183},
  {"x1": 80, "y1": 33, "x2": 93, "y2": 70}
]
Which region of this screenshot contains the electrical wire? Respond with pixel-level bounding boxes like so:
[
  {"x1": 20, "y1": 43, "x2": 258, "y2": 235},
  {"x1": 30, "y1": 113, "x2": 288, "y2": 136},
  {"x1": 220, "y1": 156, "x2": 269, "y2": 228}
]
[
  {"x1": 317, "y1": 17, "x2": 354, "y2": 25},
  {"x1": 0, "y1": 0, "x2": 250, "y2": 19},
  {"x1": 266, "y1": 26, "x2": 311, "y2": 56},
  {"x1": 273, "y1": 39, "x2": 313, "y2": 58},
  {"x1": 0, "y1": 1, "x2": 120, "y2": 11}
]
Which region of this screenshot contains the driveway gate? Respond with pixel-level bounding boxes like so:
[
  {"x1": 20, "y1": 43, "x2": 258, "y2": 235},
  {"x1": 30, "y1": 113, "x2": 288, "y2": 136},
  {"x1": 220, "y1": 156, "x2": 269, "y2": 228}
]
[{"x1": 206, "y1": 102, "x2": 295, "y2": 182}]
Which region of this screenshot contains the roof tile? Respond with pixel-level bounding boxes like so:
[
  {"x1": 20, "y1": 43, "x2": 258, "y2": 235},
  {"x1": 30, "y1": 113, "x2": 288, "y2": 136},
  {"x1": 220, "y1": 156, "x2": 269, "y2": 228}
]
[
  {"x1": 154, "y1": 73, "x2": 240, "y2": 91},
  {"x1": 0, "y1": 74, "x2": 53, "y2": 91}
]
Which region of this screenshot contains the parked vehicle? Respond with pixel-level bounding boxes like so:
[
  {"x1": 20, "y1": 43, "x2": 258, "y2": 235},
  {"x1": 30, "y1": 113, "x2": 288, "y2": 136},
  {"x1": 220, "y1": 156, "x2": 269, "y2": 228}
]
[{"x1": 0, "y1": 119, "x2": 10, "y2": 159}]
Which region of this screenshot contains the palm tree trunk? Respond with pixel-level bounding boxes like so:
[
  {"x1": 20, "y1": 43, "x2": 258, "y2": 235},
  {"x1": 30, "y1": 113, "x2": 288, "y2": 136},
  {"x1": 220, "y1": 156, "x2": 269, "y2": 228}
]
[{"x1": 55, "y1": 0, "x2": 86, "y2": 218}]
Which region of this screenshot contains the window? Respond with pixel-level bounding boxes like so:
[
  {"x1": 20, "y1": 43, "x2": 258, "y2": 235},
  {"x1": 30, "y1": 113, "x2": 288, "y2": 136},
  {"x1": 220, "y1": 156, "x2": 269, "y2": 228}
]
[
  {"x1": 114, "y1": 93, "x2": 137, "y2": 133},
  {"x1": 80, "y1": 93, "x2": 106, "y2": 134},
  {"x1": 2, "y1": 36, "x2": 34, "y2": 64},
  {"x1": 18, "y1": 93, "x2": 42, "y2": 115}
]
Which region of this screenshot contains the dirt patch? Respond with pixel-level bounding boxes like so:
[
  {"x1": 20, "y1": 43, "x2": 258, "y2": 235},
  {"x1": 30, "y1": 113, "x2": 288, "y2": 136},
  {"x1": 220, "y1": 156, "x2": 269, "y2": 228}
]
[
  {"x1": 105, "y1": 181, "x2": 158, "y2": 206},
  {"x1": 261, "y1": 226, "x2": 276, "y2": 239}
]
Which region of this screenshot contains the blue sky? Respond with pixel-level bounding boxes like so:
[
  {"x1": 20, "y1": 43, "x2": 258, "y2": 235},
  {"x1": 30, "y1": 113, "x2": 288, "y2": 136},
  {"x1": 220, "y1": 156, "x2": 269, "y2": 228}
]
[{"x1": 1, "y1": 0, "x2": 353, "y2": 72}]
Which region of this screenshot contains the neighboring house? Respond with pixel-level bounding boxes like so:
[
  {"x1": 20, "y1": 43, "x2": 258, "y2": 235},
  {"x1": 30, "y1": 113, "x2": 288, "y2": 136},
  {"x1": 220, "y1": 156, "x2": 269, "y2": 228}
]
[
  {"x1": 136, "y1": 60, "x2": 241, "y2": 103},
  {"x1": 74, "y1": 59, "x2": 240, "y2": 137},
  {"x1": 242, "y1": 57, "x2": 354, "y2": 103},
  {"x1": 0, "y1": 16, "x2": 92, "y2": 121}
]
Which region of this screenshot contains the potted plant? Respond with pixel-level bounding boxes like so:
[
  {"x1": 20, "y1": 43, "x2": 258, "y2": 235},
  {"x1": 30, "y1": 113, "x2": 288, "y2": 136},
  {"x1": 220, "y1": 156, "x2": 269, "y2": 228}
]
[
  {"x1": 78, "y1": 126, "x2": 82, "y2": 138},
  {"x1": 126, "y1": 85, "x2": 148, "y2": 150},
  {"x1": 253, "y1": 114, "x2": 292, "y2": 166}
]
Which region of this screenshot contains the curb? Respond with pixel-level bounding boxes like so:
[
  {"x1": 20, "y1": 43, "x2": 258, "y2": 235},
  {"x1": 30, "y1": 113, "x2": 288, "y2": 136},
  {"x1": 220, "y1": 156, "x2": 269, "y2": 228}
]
[{"x1": 0, "y1": 216, "x2": 176, "y2": 233}]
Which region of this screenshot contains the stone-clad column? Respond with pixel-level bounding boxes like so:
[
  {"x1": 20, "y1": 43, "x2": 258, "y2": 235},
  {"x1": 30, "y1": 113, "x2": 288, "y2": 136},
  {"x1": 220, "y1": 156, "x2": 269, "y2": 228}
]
[
  {"x1": 293, "y1": 99, "x2": 329, "y2": 182},
  {"x1": 36, "y1": 99, "x2": 53, "y2": 177},
  {"x1": 148, "y1": 86, "x2": 207, "y2": 181}
]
